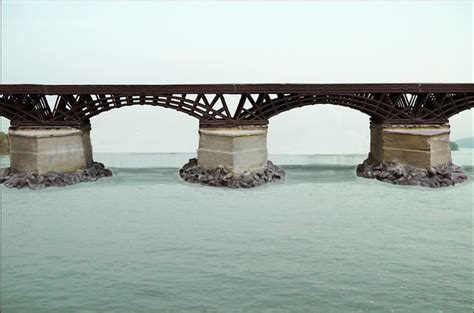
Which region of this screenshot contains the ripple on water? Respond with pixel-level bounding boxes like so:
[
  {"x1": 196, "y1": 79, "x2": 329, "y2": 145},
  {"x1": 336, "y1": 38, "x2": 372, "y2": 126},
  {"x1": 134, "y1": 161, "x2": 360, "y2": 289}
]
[{"x1": 1, "y1": 152, "x2": 473, "y2": 312}]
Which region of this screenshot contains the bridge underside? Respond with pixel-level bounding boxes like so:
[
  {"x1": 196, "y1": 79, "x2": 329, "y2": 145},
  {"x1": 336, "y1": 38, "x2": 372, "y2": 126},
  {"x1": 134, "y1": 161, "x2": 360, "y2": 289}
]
[{"x1": 1, "y1": 84, "x2": 473, "y2": 188}]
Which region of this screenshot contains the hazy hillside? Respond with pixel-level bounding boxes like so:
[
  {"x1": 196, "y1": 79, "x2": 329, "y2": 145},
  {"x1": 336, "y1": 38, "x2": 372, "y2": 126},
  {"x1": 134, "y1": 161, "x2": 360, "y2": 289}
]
[{"x1": 455, "y1": 137, "x2": 474, "y2": 148}]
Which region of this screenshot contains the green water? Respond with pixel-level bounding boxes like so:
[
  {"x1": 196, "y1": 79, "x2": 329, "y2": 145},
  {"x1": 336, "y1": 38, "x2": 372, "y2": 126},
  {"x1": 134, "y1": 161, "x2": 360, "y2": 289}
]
[{"x1": 1, "y1": 152, "x2": 473, "y2": 312}]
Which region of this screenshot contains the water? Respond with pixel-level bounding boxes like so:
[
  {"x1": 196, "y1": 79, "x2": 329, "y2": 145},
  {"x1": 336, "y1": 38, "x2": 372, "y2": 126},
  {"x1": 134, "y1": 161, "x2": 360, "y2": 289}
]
[{"x1": 1, "y1": 151, "x2": 473, "y2": 312}]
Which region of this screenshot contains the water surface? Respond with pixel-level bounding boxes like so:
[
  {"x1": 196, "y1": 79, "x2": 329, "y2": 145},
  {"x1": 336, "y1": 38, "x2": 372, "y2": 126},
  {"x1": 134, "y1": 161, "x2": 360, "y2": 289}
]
[{"x1": 1, "y1": 151, "x2": 473, "y2": 312}]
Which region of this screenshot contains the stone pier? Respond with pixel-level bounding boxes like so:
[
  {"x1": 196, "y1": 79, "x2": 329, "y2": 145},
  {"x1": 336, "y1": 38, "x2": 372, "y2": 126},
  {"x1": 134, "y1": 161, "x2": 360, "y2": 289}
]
[
  {"x1": 357, "y1": 123, "x2": 467, "y2": 187},
  {"x1": 9, "y1": 125, "x2": 93, "y2": 174},
  {"x1": 180, "y1": 125, "x2": 285, "y2": 188},
  {"x1": 1, "y1": 125, "x2": 111, "y2": 189}
]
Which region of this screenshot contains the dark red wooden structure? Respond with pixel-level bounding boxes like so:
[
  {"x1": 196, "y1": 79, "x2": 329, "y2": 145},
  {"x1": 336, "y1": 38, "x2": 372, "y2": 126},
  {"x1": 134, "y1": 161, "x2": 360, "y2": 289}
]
[{"x1": 1, "y1": 84, "x2": 473, "y2": 127}]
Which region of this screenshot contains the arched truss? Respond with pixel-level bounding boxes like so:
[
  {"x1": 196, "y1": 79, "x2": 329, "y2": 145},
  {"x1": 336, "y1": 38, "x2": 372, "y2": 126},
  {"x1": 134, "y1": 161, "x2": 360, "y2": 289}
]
[{"x1": 0, "y1": 84, "x2": 473, "y2": 126}]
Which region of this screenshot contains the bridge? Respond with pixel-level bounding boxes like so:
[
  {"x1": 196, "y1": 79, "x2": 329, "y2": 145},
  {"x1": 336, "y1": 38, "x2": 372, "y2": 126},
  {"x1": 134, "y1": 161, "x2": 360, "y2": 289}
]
[
  {"x1": 1, "y1": 84, "x2": 473, "y2": 188},
  {"x1": 1, "y1": 84, "x2": 473, "y2": 126}
]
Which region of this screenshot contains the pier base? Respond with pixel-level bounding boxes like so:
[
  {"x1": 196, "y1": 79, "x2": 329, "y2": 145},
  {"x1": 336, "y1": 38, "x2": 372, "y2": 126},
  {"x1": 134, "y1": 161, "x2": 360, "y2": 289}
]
[
  {"x1": 2, "y1": 125, "x2": 111, "y2": 189},
  {"x1": 180, "y1": 125, "x2": 284, "y2": 188},
  {"x1": 357, "y1": 123, "x2": 467, "y2": 187},
  {"x1": 9, "y1": 125, "x2": 93, "y2": 174}
]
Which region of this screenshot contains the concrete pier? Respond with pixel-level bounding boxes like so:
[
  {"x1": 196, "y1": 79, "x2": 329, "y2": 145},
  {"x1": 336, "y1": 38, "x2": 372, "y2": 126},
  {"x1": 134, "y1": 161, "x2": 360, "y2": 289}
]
[
  {"x1": 9, "y1": 125, "x2": 93, "y2": 174},
  {"x1": 180, "y1": 125, "x2": 284, "y2": 188},
  {"x1": 197, "y1": 125, "x2": 268, "y2": 174},
  {"x1": 369, "y1": 123, "x2": 452, "y2": 168},
  {"x1": 357, "y1": 123, "x2": 466, "y2": 187}
]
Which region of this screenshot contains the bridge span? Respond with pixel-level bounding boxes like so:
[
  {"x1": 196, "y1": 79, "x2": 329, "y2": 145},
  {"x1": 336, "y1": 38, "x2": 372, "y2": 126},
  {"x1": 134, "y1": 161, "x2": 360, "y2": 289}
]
[{"x1": 1, "y1": 84, "x2": 473, "y2": 188}]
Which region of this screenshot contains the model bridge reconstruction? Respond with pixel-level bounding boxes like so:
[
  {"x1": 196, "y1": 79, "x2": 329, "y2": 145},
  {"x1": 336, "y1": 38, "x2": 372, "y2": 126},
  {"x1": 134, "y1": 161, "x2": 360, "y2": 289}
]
[{"x1": 1, "y1": 83, "x2": 473, "y2": 189}]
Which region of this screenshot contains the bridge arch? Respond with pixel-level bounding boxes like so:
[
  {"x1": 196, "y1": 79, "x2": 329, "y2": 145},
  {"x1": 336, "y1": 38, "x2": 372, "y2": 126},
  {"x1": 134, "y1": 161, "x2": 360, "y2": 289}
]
[
  {"x1": 240, "y1": 93, "x2": 474, "y2": 123},
  {"x1": 50, "y1": 94, "x2": 234, "y2": 126},
  {"x1": 0, "y1": 93, "x2": 236, "y2": 126},
  {"x1": 245, "y1": 94, "x2": 400, "y2": 122}
]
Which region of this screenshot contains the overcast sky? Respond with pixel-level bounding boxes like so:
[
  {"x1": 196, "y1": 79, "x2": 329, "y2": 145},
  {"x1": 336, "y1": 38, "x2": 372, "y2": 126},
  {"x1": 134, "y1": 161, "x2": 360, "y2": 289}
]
[{"x1": 1, "y1": 1, "x2": 473, "y2": 154}]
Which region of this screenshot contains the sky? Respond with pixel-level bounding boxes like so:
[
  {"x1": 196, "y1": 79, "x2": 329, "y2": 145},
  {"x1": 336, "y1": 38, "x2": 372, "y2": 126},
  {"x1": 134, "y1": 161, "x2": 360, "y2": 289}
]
[{"x1": 1, "y1": 1, "x2": 473, "y2": 154}]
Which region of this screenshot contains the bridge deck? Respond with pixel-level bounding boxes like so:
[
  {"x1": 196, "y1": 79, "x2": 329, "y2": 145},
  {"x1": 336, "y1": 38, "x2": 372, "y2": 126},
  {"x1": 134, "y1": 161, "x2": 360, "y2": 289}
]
[
  {"x1": 1, "y1": 83, "x2": 474, "y2": 94},
  {"x1": 1, "y1": 83, "x2": 473, "y2": 127}
]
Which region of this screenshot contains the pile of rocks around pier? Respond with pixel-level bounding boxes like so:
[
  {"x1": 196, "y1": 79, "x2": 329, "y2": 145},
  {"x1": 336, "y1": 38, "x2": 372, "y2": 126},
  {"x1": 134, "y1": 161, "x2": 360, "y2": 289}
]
[
  {"x1": 0, "y1": 162, "x2": 112, "y2": 190},
  {"x1": 179, "y1": 158, "x2": 285, "y2": 188},
  {"x1": 356, "y1": 157, "x2": 467, "y2": 188}
]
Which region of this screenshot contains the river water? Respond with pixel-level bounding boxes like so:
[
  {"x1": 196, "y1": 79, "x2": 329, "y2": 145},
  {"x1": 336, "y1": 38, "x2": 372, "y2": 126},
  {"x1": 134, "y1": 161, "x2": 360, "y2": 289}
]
[{"x1": 1, "y1": 151, "x2": 473, "y2": 312}]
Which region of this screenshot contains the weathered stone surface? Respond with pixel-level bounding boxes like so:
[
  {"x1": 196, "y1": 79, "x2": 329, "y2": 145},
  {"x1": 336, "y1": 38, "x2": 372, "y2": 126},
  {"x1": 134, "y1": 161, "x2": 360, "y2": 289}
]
[
  {"x1": 356, "y1": 156, "x2": 467, "y2": 188},
  {"x1": 9, "y1": 126, "x2": 93, "y2": 174},
  {"x1": 0, "y1": 162, "x2": 112, "y2": 190},
  {"x1": 370, "y1": 123, "x2": 452, "y2": 168},
  {"x1": 197, "y1": 126, "x2": 268, "y2": 174},
  {"x1": 179, "y1": 158, "x2": 285, "y2": 188}
]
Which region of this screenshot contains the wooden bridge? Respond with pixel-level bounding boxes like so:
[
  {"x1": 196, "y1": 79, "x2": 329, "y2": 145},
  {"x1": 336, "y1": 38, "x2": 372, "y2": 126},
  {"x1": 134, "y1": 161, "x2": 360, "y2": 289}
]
[
  {"x1": 1, "y1": 83, "x2": 473, "y2": 189},
  {"x1": 1, "y1": 84, "x2": 473, "y2": 127}
]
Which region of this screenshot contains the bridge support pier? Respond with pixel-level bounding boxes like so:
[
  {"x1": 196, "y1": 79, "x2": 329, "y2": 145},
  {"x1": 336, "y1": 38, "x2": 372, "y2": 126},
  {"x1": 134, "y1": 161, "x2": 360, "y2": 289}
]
[
  {"x1": 180, "y1": 125, "x2": 285, "y2": 188},
  {"x1": 9, "y1": 125, "x2": 93, "y2": 174},
  {"x1": 357, "y1": 123, "x2": 467, "y2": 187},
  {"x1": 1, "y1": 125, "x2": 111, "y2": 189}
]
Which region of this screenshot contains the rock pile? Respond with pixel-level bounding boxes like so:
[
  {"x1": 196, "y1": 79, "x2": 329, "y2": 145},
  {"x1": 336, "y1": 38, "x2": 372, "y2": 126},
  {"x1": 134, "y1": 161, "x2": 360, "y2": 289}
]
[
  {"x1": 0, "y1": 162, "x2": 112, "y2": 190},
  {"x1": 179, "y1": 158, "x2": 285, "y2": 188},
  {"x1": 356, "y1": 158, "x2": 467, "y2": 188}
]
